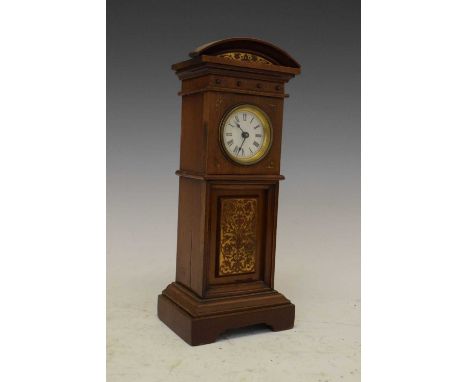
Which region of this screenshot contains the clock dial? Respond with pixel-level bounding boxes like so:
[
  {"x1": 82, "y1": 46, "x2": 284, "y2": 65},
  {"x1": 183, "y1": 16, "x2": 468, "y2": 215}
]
[{"x1": 220, "y1": 105, "x2": 272, "y2": 165}]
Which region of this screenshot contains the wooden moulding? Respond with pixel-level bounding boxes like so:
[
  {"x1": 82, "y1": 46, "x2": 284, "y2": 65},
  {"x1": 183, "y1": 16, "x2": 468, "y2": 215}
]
[
  {"x1": 158, "y1": 282, "x2": 294, "y2": 346},
  {"x1": 175, "y1": 170, "x2": 285, "y2": 182},
  {"x1": 172, "y1": 55, "x2": 300, "y2": 78},
  {"x1": 178, "y1": 85, "x2": 289, "y2": 99}
]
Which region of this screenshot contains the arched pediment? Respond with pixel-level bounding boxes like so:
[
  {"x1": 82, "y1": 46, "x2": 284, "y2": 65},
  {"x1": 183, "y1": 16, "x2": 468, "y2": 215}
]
[{"x1": 189, "y1": 37, "x2": 300, "y2": 69}]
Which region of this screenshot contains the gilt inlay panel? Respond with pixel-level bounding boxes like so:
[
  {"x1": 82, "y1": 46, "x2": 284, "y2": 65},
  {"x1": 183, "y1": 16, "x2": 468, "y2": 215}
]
[
  {"x1": 217, "y1": 52, "x2": 273, "y2": 65},
  {"x1": 218, "y1": 198, "x2": 257, "y2": 276}
]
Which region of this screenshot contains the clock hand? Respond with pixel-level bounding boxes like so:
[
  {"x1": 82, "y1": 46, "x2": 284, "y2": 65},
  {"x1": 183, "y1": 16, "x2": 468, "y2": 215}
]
[
  {"x1": 235, "y1": 122, "x2": 245, "y2": 133},
  {"x1": 237, "y1": 137, "x2": 246, "y2": 156}
]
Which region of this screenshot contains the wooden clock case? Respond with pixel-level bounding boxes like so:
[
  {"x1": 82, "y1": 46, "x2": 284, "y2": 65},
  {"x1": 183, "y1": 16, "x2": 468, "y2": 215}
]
[{"x1": 157, "y1": 38, "x2": 301, "y2": 345}]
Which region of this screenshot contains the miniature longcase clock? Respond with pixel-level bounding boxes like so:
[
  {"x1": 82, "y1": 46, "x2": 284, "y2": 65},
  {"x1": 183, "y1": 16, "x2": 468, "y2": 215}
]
[{"x1": 157, "y1": 38, "x2": 301, "y2": 345}]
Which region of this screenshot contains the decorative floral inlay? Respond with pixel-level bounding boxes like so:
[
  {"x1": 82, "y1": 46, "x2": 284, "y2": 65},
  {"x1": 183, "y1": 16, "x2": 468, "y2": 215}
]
[
  {"x1": 215, "y1": 95, "x2": 224, "y2": 110},
  {"x1": 217, "y1": 52, "x2": 273, "y2": 65},
  {"x1": 218, "y1": 198, "x2": 257, "y2": 276}
]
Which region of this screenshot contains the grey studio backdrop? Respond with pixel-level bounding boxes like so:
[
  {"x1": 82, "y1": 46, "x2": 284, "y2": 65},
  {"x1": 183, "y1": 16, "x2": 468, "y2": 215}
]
[{"x1": 107, "y1": 1, "x2": 360, "y2": 381}]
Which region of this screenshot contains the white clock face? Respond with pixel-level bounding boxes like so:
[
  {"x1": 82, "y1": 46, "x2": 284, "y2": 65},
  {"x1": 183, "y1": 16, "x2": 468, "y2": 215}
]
[{"x1": 220, "y1": 105, "x2": 272, "y2": 165}]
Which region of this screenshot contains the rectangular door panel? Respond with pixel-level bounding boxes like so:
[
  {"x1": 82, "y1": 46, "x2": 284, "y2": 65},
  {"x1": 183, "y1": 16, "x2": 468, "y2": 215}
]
[{"x1": 205, "y1": 182, "x2": 278, "y2": 297}]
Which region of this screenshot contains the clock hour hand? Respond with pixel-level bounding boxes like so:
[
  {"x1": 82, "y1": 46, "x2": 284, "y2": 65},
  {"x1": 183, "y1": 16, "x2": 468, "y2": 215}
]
[{"x1": 235, "y1": 122, "x2": 245, "y2": 133}]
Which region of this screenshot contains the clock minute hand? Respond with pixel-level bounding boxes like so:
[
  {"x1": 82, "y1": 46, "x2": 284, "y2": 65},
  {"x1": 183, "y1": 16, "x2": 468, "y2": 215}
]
[{"x1": 237, "y1": 137, "x2": 246, "y2": 156}]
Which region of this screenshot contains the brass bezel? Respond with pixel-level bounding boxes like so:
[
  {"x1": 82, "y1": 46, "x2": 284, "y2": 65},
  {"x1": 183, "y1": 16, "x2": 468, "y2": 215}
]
[{"x1": 219, "y1": 104, "x2": 273, "y2": 165}]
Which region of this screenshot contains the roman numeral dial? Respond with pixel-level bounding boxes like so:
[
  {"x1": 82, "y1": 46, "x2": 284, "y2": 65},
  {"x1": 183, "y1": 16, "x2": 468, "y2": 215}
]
[{"x1": 220, "y1": 105, "x2": 272, "y2": 165}]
